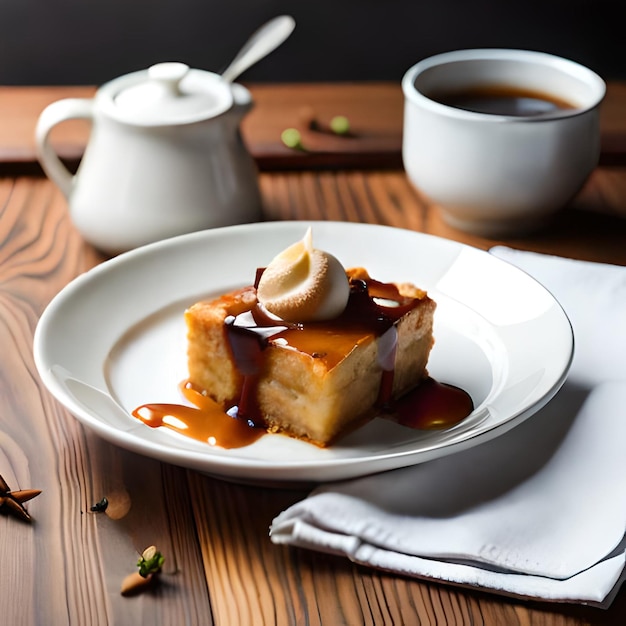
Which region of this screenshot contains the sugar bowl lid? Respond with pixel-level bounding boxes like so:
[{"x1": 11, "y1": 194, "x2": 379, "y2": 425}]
[{"x1": 102, "y1": 62, "x2": 234, "y2": 125}]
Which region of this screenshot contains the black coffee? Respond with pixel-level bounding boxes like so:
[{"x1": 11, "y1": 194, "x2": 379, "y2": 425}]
[{"x1": 429, "y1": 85, "x2": 577, "y2": 117}]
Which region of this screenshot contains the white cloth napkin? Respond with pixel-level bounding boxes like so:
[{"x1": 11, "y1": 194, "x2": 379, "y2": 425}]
[{"x1": 270, "y1": 247, "x2": 626, "y2": 607}]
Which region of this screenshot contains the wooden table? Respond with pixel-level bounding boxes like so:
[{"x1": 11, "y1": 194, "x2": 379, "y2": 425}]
[{"x1": 1, "y1": 83, "x2": 625, "y2": 625}]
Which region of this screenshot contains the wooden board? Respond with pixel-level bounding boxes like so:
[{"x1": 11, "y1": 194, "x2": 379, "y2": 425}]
[{"x1": 1, "y1": 82, "x2": 626, "y2": 174}]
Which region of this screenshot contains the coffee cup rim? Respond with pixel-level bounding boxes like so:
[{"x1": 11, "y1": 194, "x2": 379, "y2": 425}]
[{"x1": 402, "y1": 48, "x2": 606, "y2": 122}]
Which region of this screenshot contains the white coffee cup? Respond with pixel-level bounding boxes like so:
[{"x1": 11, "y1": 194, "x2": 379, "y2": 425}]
[{"x1": 402, "y1": 49, "x2": 606, "y2": 236}]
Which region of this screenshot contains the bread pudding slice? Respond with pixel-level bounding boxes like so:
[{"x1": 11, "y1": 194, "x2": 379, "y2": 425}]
[{"x1": 185, "y1": 268, "x2": 435, "y2": 447}]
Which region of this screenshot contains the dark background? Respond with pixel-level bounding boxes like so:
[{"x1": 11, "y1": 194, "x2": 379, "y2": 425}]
[{"x1": 0, "y1": 1, "x2": 623, "y2": 86}]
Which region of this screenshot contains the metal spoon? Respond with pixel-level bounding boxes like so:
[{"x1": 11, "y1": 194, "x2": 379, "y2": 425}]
[{"x1": 221, "y1": 15, "x2": 295, "y2": 83}]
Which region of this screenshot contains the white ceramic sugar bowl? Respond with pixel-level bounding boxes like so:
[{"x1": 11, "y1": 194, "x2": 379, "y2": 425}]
[{"x1": 35, "y1": 62, "x2": 262, "y2": 254}]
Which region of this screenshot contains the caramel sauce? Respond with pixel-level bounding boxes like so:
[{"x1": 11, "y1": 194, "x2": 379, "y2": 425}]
[
  {"x1": 132, "y1": 381, "x2": 265, "y2": 449},
  {"x1": 391, "y1": 377, "x2": 474, "y2": 430},
  {"x1": 133, "y1": 377, "x2": 473, "y2": 449},
  {"x1": 132, "y1": 274, "x2": 474, "y2": 449},
  {"x1": 272, "y1": 329, "x2": 372, "y2": 368}
]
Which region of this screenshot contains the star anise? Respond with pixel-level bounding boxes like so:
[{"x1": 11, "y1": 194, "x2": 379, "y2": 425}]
[{"x1": 0, "y1": 473, "x2": 41, "y2": 522}]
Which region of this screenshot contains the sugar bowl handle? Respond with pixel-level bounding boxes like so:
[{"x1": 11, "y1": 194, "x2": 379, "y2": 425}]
[{"x1": 35, "y1": 98, "x2": 94, "y2": 198}]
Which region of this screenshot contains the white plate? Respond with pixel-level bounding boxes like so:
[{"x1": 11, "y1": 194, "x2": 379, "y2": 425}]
[{"x1": 34, "y1": 221, "x2": 573, "y2": 486}]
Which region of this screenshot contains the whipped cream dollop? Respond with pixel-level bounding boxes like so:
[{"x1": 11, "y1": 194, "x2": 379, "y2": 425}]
[{"x1": 256, "y1": 228, "x2": 350, "y2": 322}]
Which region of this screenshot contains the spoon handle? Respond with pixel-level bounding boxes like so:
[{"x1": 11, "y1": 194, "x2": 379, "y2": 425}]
[{"x1": 221, "y1": 15, "x2": 295, "y2": 84}]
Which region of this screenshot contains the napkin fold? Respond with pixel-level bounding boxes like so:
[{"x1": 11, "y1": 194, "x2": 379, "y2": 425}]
[{"x1": 270, "y1": 247, "x2": 626, "y2": 607}]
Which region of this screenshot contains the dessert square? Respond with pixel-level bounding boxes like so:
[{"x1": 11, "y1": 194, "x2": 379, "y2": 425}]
[{"x1": 185, "y1": 268, "x2": 435, "y2": 446}]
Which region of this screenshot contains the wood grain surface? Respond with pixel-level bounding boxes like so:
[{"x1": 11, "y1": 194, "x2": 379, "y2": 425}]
[{"x1": 1, "y1": 167, "x2": 625, "y2": 625}]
